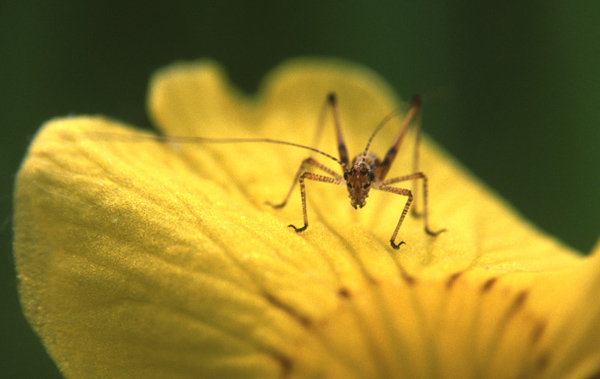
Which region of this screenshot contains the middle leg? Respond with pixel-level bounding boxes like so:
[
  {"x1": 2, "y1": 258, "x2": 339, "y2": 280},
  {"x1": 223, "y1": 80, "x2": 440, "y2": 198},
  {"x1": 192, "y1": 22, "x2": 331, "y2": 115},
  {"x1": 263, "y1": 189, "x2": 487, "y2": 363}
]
[{"x1": 267, "y1": 157, "x2": 342, "y2": 209}]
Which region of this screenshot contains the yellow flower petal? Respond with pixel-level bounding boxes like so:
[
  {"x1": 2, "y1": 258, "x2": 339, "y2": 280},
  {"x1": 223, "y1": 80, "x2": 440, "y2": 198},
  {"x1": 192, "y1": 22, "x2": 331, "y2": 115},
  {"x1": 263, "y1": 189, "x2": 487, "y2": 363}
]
[{"x1": 14, "y1": 59, "x2": 600, "y2": 378}]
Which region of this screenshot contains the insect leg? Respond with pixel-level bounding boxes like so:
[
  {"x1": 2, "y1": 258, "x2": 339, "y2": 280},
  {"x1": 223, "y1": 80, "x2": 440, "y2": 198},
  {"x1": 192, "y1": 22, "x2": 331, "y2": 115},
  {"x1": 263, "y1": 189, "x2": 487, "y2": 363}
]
[
  {"x1": 327, "y1": 92, "x2": 350, "y2": 166},
  {"x1": 411, "y1": 97, "x2": 423, "y2": 217},
  {"x1": 376, "y1": 184, "x2": 413, "y2": 249},
  {"x1": 267, "y1": 157, "x2": 342, "y2": 208},
  {"x1": 288, "y1": 172, "x2": 343, "y2": 233},
  {"x1": 268, "y1": 92, "x2": 348, "y2": 209},
  {"x1": 310, "y1": 93, "x2": 335, "y2": 152},
  {"x1": 377, "y1": 95, "x2": 422, "y2": 181},
  {"x1": 381, "y1": 172, "x2": 447, "y2": 238}
]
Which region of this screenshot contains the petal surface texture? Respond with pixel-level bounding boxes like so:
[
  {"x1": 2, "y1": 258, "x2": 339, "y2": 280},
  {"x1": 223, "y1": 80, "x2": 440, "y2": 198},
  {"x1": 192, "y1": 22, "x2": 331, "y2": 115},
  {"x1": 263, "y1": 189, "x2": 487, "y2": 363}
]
[{"x1": 14, "y1": 59, "x2": 600, "y2": 379}]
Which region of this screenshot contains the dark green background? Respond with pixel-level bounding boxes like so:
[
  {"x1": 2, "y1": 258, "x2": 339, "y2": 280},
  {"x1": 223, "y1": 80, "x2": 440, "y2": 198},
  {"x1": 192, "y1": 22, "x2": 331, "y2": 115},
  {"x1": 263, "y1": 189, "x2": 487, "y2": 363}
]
[{"x1": 1, "y1": 1, "x2": 598, "y2": 377}]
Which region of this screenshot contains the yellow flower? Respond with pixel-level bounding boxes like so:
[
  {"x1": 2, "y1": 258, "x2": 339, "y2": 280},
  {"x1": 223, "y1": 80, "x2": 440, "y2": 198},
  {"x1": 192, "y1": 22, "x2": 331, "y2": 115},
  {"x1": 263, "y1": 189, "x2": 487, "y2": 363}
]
[{"x1": 13, "y1": 59, "x2": 600, "y2": 379}]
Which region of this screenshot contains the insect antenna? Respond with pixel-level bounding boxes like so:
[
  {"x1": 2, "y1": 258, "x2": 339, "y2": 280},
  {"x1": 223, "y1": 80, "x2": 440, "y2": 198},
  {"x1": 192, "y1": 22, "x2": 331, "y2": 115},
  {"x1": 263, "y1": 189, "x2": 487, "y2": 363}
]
[
  {"x1": 95, "y1": 132, "x2": 346, "y2": 168},
  {"x1": 361, "y1": 109, "x2": 402, "y2": 156}
]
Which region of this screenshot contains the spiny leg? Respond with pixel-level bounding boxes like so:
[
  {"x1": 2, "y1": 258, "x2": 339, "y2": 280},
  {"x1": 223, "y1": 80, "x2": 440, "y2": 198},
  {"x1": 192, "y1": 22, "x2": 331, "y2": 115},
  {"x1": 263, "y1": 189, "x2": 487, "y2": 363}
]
[
  {"x1": 310, "y1": 93, "x2": 349, "y2": 166},
  {"x1": 288, "y1": 172, "x2": 343, "y2": 233},
  {"x1": 269, "y1": 92, "x2": 348, "y2": 209},
  {"x1": 376, "y1": 185, "x2": 413, "y2": 249},
  {"x1": 381, "y1": 172, "x2": 447, "y2": 237},
  {"x1": 411, "y1": 97, "x2": 423, "y2": 217},
  {"x1": 327, "y1": 92, "x2": 350, "y2": 166},
  {"x1": 267, "y1": 157, "x2": 342, "y2": 209},
  {"x1": 309, "y1": 92, "x2": 333, "y2": 150},
  {"x1": 377, "y1": 95, "x2": 422, "y2": 181}
]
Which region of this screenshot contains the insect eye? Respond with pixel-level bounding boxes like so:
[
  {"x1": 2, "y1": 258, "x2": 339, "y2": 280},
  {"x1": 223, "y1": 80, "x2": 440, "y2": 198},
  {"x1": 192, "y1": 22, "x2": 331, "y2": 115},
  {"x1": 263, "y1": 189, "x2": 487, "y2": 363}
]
[
  {"x1": 363, "y1": 183, "x2": 370, "y2": 189},
  {"x1": 346, "y1": 182, "x2": 352, "y2": 189},
  {"x1": 360, "y1": 168, "x2": 369, "y2": 176}
]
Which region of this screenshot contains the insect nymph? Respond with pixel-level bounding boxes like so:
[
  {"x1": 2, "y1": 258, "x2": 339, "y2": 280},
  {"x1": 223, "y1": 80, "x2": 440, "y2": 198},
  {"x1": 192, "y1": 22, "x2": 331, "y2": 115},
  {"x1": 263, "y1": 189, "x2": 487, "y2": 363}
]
[
  {"x1": 266, "y1": 92, "x2": 446, "y2": 248},
  {"x1": 110, "y1": 92, "x2": 445, "y2": 248}
]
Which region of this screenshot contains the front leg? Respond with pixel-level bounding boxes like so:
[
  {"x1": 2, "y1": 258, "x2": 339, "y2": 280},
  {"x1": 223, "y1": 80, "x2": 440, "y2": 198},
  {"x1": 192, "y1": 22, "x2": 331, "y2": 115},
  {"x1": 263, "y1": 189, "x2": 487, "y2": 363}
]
[
  {"x1": 381, "y1": 172, "x2": 446, "y2": 237},
  {"x1": 288, "y1": 172, "x2": 342, "y2": 233},
  {"x1": 376, "y1": 185, "x2": 414, "y2": 249},
  {"x1": 267, "y1": 157, "x2": 342, "y2": 209}
]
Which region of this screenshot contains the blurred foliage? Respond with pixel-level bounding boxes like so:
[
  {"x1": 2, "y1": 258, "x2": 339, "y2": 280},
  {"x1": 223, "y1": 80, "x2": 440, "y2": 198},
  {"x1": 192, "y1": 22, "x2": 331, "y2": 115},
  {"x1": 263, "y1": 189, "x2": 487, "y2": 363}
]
[{"x1": 1, "y1": 1, "x2": 598, "y2": 377}]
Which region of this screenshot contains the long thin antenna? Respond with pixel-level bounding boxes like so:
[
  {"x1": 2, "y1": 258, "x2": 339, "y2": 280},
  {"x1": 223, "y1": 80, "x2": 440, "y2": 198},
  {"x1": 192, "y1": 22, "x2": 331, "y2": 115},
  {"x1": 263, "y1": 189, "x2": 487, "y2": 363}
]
[
  {"x1": 93, "y1": 132, "x2": 346, "y2": 167},
  {"x1": 362, "y1": 109, "x2": 402, "y2": 155}
]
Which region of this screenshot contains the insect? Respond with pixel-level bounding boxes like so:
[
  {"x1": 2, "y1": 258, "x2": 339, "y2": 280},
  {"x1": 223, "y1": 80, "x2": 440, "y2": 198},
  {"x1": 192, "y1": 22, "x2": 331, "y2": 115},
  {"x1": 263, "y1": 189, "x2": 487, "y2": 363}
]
[
  {"x1": 106, "y1": 92, "x2": 445, "y2": 248},
  {"x1": 265, "y1": 92, "x2": 446, "y2": 248}
]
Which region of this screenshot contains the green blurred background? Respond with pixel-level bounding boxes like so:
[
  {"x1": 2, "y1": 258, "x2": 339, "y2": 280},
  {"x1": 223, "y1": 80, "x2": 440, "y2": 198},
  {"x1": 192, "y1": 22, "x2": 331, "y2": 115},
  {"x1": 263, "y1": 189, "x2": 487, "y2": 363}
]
[{"x1": 1, "y1": 1, "x2": 598, "y2": 377}]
